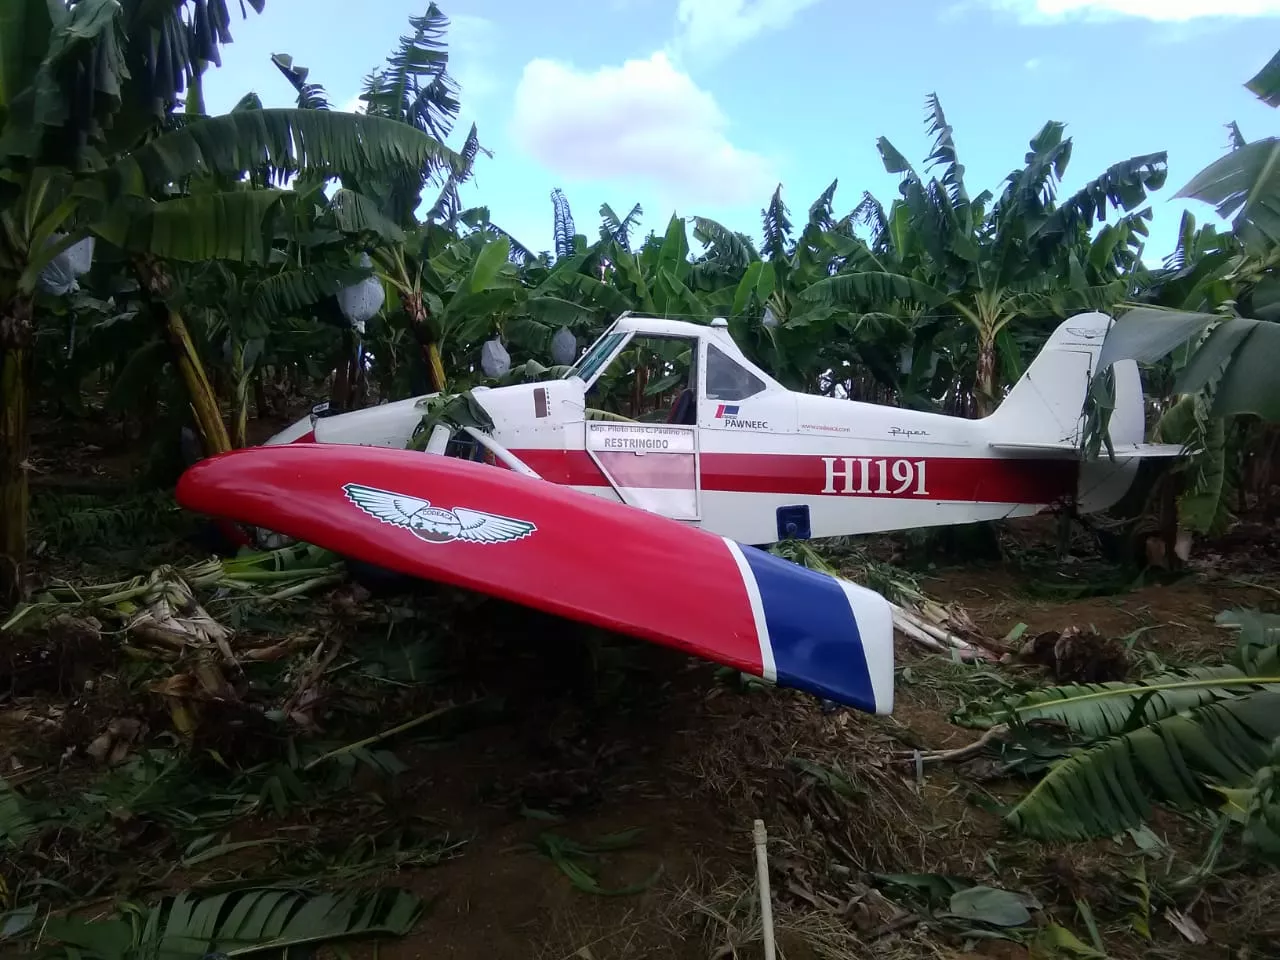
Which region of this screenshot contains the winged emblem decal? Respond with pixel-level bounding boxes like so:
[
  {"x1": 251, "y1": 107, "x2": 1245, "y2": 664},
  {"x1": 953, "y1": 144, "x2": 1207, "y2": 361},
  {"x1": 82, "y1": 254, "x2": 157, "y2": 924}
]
[
  {"x1": 1065, "y1": 326, "x2": 1104, "y2": 339},
  {"x1": 342, "y1": 483, "x2": 537, "y2": 544}
]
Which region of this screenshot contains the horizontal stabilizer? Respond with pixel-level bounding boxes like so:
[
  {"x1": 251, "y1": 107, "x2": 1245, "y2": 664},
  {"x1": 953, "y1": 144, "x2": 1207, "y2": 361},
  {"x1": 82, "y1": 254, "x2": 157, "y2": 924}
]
[{"x1": 989, "y1": 441, "x2": 1189, "y2": 459}]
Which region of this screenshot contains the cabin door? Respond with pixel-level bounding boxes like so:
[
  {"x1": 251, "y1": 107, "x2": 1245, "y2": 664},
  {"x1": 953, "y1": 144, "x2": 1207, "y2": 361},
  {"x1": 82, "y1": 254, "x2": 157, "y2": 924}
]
[
  {"x1": 581, "y1": 333, "x2": 702, "y2": 521},
  {"x1": 585, "y1": 421, "x2": 700, "y2": 520}
]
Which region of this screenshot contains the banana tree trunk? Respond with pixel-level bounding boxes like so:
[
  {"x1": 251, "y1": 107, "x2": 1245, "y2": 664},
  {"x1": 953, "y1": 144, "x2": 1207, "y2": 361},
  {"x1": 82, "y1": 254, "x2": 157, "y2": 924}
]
[
  {"x1": 403, "y1": 292, "x2": 447, "y2": 393},
  {"x1": 351, "y1": 344, "x2": 369, "y2": 410},
  {"x1": 974, "y1": 329, "x2": 997, "y2": 418},
  {"x1": 1158, "y1": 469, "x2": 1182, "y2": 571},
  {"x1": 0, "y1": 295, "x2": 32, "y2": 607},
  {"x1": 425, "y1": 342, "x2": 446, "y2": 394},
  {"x1": 330, "y1": 328, "x2": 360, "y2": 412},
  {"x1": 231, "y1": 338, "x2": 249, "y2": 450},
  {"x1": 167, "y1": 308, "x2": 232, "y2": 456},
  {"x1": 136, "y1": 258, "x2": 232, "y2": 457},
  {"x1": 333, "y1": 330, "x2": 351, "y2": 411}
]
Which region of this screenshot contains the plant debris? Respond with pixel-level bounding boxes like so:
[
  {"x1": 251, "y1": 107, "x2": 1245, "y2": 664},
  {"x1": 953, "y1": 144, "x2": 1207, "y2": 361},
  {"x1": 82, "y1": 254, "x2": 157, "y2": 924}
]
[
  {"x1": 2, "y1": 515, "x2": 1278, "y2": 960},
  {"x1": 1014, "y1": 625, "x2": 1132, "y2": 683}
]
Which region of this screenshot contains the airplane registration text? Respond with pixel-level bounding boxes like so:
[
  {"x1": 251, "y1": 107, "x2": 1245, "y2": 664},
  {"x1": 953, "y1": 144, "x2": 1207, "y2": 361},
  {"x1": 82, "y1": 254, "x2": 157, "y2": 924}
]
[{"x1": 821, "y1": 457, "x2": 928, "y2": 496}]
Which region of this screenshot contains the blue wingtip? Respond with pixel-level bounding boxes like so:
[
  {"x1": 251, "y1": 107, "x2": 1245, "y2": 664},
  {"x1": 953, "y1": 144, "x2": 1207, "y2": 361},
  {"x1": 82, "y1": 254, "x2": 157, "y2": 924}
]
[{"x1": 739, "y1": 546, "x2": 895, "y2": 714}]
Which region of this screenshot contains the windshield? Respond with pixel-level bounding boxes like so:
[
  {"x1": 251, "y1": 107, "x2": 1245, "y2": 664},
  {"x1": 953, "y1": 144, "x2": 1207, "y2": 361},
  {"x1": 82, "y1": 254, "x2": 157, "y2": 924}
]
[{"x1": 568, "y1": 330, "x2": 628, "y2": 383}]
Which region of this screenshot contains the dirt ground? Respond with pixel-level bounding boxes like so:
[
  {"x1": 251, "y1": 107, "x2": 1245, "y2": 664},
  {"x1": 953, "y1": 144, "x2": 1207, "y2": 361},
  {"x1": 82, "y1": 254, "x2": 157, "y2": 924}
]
[{"x1": 4, "y1": 530, "x2": 1278, "y2": 960}]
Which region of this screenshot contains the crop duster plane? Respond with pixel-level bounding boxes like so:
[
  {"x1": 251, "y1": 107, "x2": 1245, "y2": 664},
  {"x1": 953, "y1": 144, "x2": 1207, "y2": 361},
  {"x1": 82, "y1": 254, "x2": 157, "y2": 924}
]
[
  {"x1": 175, "y1": 310, "x2": 1183, "y2": 718},
  {"x1": 260, "y1": 310, "x2": 1184, "y2": 546}
]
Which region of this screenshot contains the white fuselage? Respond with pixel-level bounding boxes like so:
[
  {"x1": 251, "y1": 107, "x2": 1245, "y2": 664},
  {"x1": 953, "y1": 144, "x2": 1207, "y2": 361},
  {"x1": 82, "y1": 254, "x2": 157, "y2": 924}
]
[{"x1": 267, "y1": 313, "x2": 1163, "y2": 546}]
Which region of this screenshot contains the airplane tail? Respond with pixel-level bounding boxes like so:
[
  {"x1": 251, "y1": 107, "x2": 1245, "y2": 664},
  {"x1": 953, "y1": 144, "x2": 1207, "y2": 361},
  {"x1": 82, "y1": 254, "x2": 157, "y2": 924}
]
[
  {"x1": 983, "y1": 316, "x2": 1136, "y2": 448},
  {"x1": 982, "y1": 311, "x2": 1184, "y2": 513},
  {"x1": 983, "y1": 311, "x2": 1143, "y2": 448}
]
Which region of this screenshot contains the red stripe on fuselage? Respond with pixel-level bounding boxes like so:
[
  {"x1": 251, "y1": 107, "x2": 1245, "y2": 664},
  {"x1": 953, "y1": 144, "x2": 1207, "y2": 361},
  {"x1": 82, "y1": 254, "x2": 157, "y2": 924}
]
[{"x1": 510, "y1": 449, "x2": 1077, "y2": 505}]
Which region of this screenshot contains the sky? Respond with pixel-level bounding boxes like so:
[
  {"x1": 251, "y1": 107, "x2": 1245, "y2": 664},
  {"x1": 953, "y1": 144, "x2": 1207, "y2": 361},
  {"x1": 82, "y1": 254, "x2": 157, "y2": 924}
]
[{"x1": 200, "y1": 0, "x2": 1280, "y2": 266}]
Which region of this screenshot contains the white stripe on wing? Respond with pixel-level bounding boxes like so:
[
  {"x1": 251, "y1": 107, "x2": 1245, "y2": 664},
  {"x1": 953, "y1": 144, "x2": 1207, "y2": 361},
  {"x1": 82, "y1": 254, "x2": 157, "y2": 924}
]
[{"x1": 722, "y1": 538, "x2": 777, "y2": 683}]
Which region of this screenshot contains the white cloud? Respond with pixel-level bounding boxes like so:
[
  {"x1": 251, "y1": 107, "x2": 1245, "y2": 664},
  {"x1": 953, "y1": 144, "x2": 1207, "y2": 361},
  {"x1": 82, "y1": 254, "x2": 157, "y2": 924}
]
[
  {"x1": 984, "y1": 0, "x2": 1280, "y2": 21},
  {"x1": 509, "y1": 51, "x2": 776, "y2": 206},
  {"x1": 669, "y1": 0, "x2": 826, "y2": 61},
  {"x1": 1024, "y1": 57, "x2": 1041, "y2": 69},
  {"x1": 340, "y1": 94, "x2": 366, "y2": 114},
  {"x1": 448, "y1": 14, "x2": 500, "y2": 103}
]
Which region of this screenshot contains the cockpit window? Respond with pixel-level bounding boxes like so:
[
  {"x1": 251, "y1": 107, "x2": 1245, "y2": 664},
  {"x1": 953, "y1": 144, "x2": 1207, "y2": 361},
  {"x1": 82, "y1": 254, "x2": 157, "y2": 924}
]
[
  {"x1": 568, "y1": 331, "x2": 628, "y2": 383},
  {"x1": 585, "y1": 335, "x2": 698, "y2": 423},
  {"x1": 705, "y1": 343, "x2": 766, "y2": 401}
]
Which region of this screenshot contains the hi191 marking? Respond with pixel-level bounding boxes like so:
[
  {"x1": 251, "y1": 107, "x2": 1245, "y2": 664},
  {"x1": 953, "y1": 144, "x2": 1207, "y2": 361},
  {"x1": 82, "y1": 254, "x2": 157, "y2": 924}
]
[{"x1": 821, "y1": 457, "x2": 928, "y2": 496}]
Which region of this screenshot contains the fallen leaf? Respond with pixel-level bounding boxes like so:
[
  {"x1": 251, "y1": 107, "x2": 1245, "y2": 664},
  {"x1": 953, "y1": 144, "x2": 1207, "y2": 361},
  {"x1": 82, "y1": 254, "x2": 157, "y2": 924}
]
[
  {"x1": 1163, "y1": 907, "x2": 1206, "y2": 944},
  {"x1": 945, "y1": 885, "x2": 1035, "y2": 927}
]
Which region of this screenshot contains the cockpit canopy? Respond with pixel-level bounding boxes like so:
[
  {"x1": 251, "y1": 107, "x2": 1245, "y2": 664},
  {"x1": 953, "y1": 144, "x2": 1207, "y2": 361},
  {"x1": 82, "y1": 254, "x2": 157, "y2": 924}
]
[{"x1": 565, "y1": 315, "x2": 780, "y2": 424}]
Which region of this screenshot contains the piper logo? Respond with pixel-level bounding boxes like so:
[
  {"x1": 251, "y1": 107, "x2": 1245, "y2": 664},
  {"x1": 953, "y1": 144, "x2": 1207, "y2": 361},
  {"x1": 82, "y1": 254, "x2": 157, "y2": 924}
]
[{"x1": 714, "y1": 404, "x2": 740, "y2": 419}]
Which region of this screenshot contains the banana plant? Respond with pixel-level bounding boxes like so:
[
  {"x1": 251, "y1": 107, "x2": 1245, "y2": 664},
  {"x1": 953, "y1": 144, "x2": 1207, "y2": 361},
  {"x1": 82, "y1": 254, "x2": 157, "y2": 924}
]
[
  {"x1": 866, "y1": 95, "x2": 1167, "y2": 414},
  {"x1": 0, "y1": 0, "x2": 460, "y2": 606},
  {"x1": 1175, "y1": 46, "x2": 1280, "y2": 254},
  {"x1": 1079, "y1": 205, "x2": 1280, "y2": 566},
  {"x1": 95, "y1": 109, "x2": 457, "y2": 444},
  {"x1": 2, "y1": 0, "x2": 271, "y2": 607},
  {"x1": 1077, "y1": 48, "x2": 1280, "y2": 561},
  {"x1": 598, "y1": 201, "x2": 643, "y2": 247},
  {"x1": 351, "y1": 2, "x2": 470, "y2": 227},
  {"x1": 268, "y1": 7, "x2": 492, "y2": 398},
  {"x1": 953, "y1": 609, "x2": 1280, "y2": 847},
  {"x1": 697, "y1": 184, "x2": 940, "y2": 397},
  {"x1": 424, "y1": 229, "x2": 606, "y2": 384},
  {"x1": 1095, "y1": 47, "x2": 1280, "y2": 441}
]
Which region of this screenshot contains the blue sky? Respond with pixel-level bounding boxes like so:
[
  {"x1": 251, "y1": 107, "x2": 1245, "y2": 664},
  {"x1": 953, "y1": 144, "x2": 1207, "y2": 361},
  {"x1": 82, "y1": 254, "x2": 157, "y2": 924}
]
[{"x1": 201, "y1": 0, "x2": 1280, "y2": 265}]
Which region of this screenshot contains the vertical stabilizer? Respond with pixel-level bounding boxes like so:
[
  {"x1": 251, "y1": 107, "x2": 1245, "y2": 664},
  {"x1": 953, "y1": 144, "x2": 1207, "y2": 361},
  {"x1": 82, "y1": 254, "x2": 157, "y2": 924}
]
[{"x1": 984, "y1": 312, "x2": 1117, "y2": 445}]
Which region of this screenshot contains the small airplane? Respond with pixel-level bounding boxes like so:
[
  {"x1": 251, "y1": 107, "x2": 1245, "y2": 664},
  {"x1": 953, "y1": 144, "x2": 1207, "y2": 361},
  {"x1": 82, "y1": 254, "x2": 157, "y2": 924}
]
[
  {"x1": 173, "y1": 309, "x2": 1181, "y2": 717},
  {"x1": 258, "y1": 310, "x2": 1186, "y2": 547}
]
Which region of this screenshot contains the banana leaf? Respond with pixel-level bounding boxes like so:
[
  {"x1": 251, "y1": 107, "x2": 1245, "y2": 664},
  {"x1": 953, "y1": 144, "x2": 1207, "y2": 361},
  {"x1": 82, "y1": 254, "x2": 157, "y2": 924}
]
[
  {"x1": 36, "y1": 886, "x2": 424, "y2": 960},
  {"x1": 953, "y1": 665, "x2": 1276, "y2": 739},
  {"x1": 1007, "y1": 691, "x2": 1280, "y2": 841}
]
